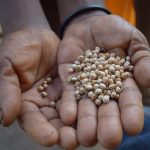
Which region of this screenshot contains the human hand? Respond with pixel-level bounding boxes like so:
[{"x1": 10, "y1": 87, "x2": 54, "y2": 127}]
[
  {"x1": 0, "y1": 27, "x2": 59, "y2": 127},
  {"x1": 18, "y1": 74, "x2": 79, "y2": 148},
  {"x1": 58, "y1": 13, "x2": 148, "y2": 148}
]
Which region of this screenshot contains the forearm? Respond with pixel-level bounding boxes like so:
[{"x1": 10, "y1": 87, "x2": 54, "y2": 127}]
[
  {"x1": 56, "y1": 0, "x2": 106, "y2": 23},
  {"x1": 0, "y1": 0, "x2": 50, "y2": 35}
]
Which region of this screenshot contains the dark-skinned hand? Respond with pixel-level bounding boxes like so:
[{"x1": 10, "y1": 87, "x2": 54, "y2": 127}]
[
  {"x1": 0, "y1": 26, "x2": 79, "y2": 148},
  {"x1": 58, "y1": 12, "x2": 148, "y2": 149}
]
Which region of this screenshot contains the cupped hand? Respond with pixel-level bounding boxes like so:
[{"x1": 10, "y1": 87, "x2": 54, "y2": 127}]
[
  {"x1": 58, "y1": 13, "x2": 149, "y2": 148},
  {"x1": 18, "y1": 74, "x2": 79, "y2": 148},
  {"x1": 0, "y1": 27, "x2": 59, "y2": 126}
]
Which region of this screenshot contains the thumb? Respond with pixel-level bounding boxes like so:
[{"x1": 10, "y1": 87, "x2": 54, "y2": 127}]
[
  {"x1": 128, "y1": 28, "x2": 150, "y2": 87},
  {"x1": 0, "y1": 58, "x2": 21, "y2": 126}
]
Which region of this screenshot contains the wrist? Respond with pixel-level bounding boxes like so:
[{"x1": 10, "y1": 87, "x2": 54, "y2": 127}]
[
  {"x1": 60, "y1": 9, "x2": 110, "y2": 38},
  {"x1": 57, "y1": 0, "x2": 106, "y2": 23},
  {"x1": 68, "y1": 10, "x2": 107, "y2": 24},
  {"x1": 0, "y1": 0, "x2": 50, "y2": 35}
]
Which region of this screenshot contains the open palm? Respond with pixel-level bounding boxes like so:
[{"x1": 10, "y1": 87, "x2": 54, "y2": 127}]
[{"x1": 58, "y1": 14, "x2": 149, "y2": 148}]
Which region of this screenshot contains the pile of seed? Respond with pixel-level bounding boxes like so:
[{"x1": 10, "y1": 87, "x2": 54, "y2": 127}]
[
  {"x1": 38, "y1": 77, "x2": 56, "y2": 108},
  {"x1": 68, "y1": 47, "x2": 134, "y2": 106}
]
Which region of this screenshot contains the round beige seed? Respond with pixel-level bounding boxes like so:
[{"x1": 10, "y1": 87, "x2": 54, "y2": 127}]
[
  {"x1": 116, "y1": 81, "x2": 122, "y2": 88},
  {"x1": 88, "y1": 91, "x2": 94, "y2": 98},
  {"x1": 126, "y1": 56, "x2": 130, "y2": 61},
  {"x1": 109, "y1": 79, "x2": 114, "y2": 84},
  {"x1": 116, "y1": 87, "x2": 122, "y2": 94},
  {"x1": 79, "y1": 87, "x2": 85, "y2": 94},
  {"x1": 98, "y1": 95, "x2": 103, "y2": 100},
  {"x1": 107, "y1": 90, "x2": 111, "y2": 96},
  {"x1": 74, "y1": 61, "x2": 80, "y2": 65},
  {"x1": 50, "y1": 101, "x2": 56, "y2": 108},
  {"x1": 115, "y1": 65, "x2": 121, "y2": 71},
  {"x1": 46, "y1": 77, "x2": 52, "y2": 84},
  {"x1": 111, "y1": 75, "x2": 116, "y2": 80},
  {"x1": 71, "y1": 77, "x2": 77, "y2": 82},
  {"x1": 123, "y1": 62, "x2": 130, "y2": 70},
  {"x1": 109, "y1": 66, "x2": 115, "y2": 73},
  {"x1": 91, "y1": 64, "x2": 96, "y2": 70},
  {"x1": 38, "y1": 86, "x2": 44, "y2": 92},
  {"x1": 95, "y1": 99, "x2": 102, "y2": 106},
  {"x1": 129, "y1": 66, "x2": 134, "y2": 72},
  {"x1": 43, "y1": 83, "x2": 48, "y2": 89},
  {"x1": 43, "y1": 80, "x2": 48, "y2": 84},
  {"x1": 102, "y1": 77, "x2": 109, "y2": 84},
  {"x1": 102, "y1": 95, "x2": 110, "y2": 103},
  {"x1": 116, "y1": 78, "x2": 121, "y2": 82},
  {"x1": 86, "y1": 52, "x2": 92, "y2": 58},
  {"x1": 93, "y1": 84, "x2": 99, "y2": 89},
  {"x1": 76, "y1": 65, "x2": 82, "y2": 72},
  {"x1": 75, "y1": 82, "x2": 80, "y2": 87},
  {"x1": 78, "y1": 55, "x2": 84, "y2": 62},
  {"x1": 110, "y1": 53, "x2": 115, "y2": 57},
  {"x1": 99, "y1": 83, "x2": 106, "y2": 90},
  {"x1": 95, "y1": 61, "x2": 100, "y2": 66},
  {"x1": 41, "y1": 92, "x2": 48, "y2": 98},
  {"x1": 109, "y1": 84, "x2": 116, "y2": 90},
  {"x1": 95, "y1": 88, "x2": 102, "y2": 94},
  {"x1": 80, "y1": 73, "x2": 86, "y2": 79},
  {"x1": 75, "y1": 90, "x2": 80, "y2": 96},
  {"x1": 71, "y1": 64, "x2": 77, "y2": 69},
  {"x1": 86, "y1": 84, "x2": 93, "y2": 90},
  {"x1": 91, "y1": 94, "x2": 97, "y2": 100},
  {"x1": 68, "y1": 68, "x2": 74, "y2": 73},
  {"x1": 90, "y1": 73, "x2": 97, "y2": 79},
  {"x1": 98, "y1": 64, "x2": 104, "y2": 70},
  {"x1": 97, "y1": 79, "x2": 102, "y2": 83},
  {"x1": 111, "y1": 91, "x2": 116, "y2": 99},
  {"x1": 108, "y1": 57, "x2": 115, "y2": 64},
  {"x1": 82, "y1": 78, "x2": 88, "y2": 84},
  {"x1": 99, "y1": 71, "x2": 105, "y2": 77}
]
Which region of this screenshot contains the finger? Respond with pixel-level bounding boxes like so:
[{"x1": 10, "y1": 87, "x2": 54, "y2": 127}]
[
  {"x1": 0, "y1": 59, "x2": 21, "y2": 126},
  {"x1": 40, "y1": 107, "x2": 59, "y2": 120},
  {"x1": 49, "y1": 118, "x2": 64, "y2": 129},
  {"x1": 19, "y1": 101, "x2": 58, "y2": 146},
  {"x1": 119, "y1": 78, "x2": 144, "y2": 135},
  {"x1": 56, "y1": 99, "x2": 62, "y2": 112},
  {"x1": 128, "y1": 28, "x2": 150, "y2": 87},
  {"x1": 49, "y1": 118, "x2": 79, "y2": 150},
  {"x1": 98, "y1": 101, "x2": 123, "y2": 149},
  {"x1": 59, "y1": 64, "x2": 78, "y2": 125},
  {"x1": 77, "y1": 99, "x2": 97, "y2": 147},
  {"x1": 58, "y1": 38, "x2": 84, "y2": 125},
  {"x1": 59, "y1": 126, "x2": 79, "y2": 150}
]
